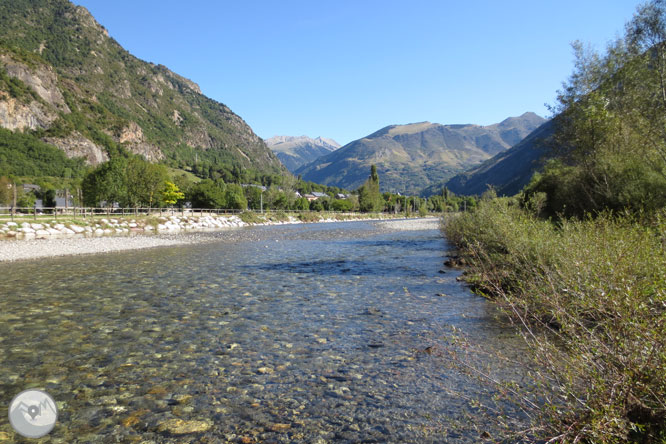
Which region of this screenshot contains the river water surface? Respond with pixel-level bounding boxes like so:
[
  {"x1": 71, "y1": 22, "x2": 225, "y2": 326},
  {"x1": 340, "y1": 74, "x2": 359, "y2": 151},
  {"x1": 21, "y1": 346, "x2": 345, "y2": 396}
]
[{"x1": 0, "y1": 219, "x2": 527, "y2": 443}]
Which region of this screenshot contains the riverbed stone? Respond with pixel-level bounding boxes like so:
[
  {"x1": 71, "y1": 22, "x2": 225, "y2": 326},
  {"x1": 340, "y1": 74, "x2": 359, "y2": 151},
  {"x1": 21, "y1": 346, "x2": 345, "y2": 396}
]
[{"x1": 157, "y1": 419, "x2": 212, "y2": 435}]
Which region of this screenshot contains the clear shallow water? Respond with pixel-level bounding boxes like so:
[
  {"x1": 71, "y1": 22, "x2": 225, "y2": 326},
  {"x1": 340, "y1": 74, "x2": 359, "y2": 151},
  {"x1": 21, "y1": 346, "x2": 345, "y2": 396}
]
[{"x1": 0, "y1": 221, "x2": 526, "y2": 443}]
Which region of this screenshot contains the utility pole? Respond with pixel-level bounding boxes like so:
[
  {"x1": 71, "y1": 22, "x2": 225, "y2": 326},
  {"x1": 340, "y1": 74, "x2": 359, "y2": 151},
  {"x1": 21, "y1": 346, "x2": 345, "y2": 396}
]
[
  {"x1": 12, "y1": 182, "x2": 17, "y2": 220},
  {"x1": 260, "y1": 191, "x2": 263, "y2": 214}
]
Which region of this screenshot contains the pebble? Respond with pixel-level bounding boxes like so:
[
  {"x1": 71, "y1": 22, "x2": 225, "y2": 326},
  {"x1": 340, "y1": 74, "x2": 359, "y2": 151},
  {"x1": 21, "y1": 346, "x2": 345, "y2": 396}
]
[{"x1": 157, "y1": 418, "x2": 212, "y2": 435}]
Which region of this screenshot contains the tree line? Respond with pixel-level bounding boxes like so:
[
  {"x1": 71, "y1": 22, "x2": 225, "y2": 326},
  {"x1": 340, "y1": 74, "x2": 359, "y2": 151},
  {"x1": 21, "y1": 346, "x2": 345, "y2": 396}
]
[{"x1": 522, "y1": 1, "x2": 666, "y2": 218}]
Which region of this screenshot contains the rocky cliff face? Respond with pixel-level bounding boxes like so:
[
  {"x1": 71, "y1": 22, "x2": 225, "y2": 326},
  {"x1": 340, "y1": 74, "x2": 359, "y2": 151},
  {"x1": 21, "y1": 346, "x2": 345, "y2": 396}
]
[
  {"x1": 0, "y1": 93, "x2": 56, "y2": 131},
  {"x1": 0, "y1": 50, "x2": 159, "y2": 165},
  {"x1": 0, "y1": 51, "x2": 61, "y2": 131},
  {"x1": 0, "y1": 53, "x2": 69, "y2": 112},
  {"x1": 43, "y1": 132, "x2": 108, "y2": 165},
  {"x1": 115, "y1": 122, "x2": 163, "y2": 162}
]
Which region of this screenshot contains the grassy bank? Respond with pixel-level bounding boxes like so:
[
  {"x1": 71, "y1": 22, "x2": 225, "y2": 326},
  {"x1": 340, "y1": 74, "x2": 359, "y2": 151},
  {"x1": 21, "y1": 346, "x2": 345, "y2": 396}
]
[{"x1": 443, "y1": 199, "x2": 666, "y2": 443}]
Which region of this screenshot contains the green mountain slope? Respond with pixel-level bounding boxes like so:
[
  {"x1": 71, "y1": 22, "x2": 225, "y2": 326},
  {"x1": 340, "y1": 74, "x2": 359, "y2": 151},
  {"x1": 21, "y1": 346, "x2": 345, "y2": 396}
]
[
  {"x1": 265, "y1": 135, "x2": 340, "y2": 172},
  {"x1": 0, "y1": 0, "x2": 285, "y2": 180},
  {"x1": 295, "y1": 112, "x2": 545, "y2": 195},
  {"x1": 442, "y1": 119, "x2": 555, "y2": 196}
]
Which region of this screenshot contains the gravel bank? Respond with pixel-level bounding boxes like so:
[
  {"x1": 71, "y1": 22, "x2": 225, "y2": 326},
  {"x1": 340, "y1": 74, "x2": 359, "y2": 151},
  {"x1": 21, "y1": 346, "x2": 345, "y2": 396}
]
[
  {"x1": 376, "y1": 217, "x2": 441, "y2": 231},
  {"x1": 0, "y1": 217, "x2": 440, "y2": 262},
  {"x1": 0, "y1": 234, "x2": 196, "y2": 263}
]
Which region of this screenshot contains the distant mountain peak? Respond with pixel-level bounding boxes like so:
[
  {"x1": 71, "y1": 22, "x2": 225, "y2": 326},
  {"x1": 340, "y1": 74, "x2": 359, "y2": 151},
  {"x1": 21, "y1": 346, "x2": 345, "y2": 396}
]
[{"x1": 266, "y1": 135, "x2": 340, "y2": 172}]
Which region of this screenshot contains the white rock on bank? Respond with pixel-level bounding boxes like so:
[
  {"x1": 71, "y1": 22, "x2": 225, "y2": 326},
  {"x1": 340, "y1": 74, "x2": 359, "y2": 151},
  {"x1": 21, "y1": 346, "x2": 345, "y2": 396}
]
[{"x1": 70, "y1": 224, "x2": 85, "y2": 233}]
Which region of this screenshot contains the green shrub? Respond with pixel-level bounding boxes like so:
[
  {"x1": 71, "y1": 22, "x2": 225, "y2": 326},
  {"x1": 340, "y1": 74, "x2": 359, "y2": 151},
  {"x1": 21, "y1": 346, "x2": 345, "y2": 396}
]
[
  {"x1": 268, "y1": 211, "x2": 289, "y2": 222},
  {"x1": 444, "y1": 200, "x2": 666, "y2": 443},
  {"x1": 297, "y1": 212, "x2": 321, "y2": 223}
]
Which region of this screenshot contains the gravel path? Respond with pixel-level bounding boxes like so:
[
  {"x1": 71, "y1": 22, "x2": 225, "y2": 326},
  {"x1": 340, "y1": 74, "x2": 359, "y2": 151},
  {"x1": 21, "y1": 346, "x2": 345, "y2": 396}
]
[{"x1": 0, "y1": 217, "x2": 441, "y2": 263}]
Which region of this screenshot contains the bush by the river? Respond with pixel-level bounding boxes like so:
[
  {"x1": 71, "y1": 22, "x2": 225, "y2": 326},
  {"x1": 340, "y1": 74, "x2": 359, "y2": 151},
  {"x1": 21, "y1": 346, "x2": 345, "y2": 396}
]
[{"x1": 444, "y1": 199, "x2": 666, "y2": 443}]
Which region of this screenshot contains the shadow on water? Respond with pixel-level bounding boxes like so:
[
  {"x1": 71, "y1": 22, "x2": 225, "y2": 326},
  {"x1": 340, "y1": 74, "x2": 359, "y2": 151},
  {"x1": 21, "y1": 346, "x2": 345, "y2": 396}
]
[
  {"x1": 245, "y1": 257, "x2": 429, "y2": 277},
  {"x1": 349, "y1": 237, "x2": 443, "y2": 251}
]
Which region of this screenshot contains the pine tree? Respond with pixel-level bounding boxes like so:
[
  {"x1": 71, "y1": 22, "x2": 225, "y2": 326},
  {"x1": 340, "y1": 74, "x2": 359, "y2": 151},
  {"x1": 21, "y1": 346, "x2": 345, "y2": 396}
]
[{"x1": 358, "y1": 165, "x2": 383, "y2": 212}]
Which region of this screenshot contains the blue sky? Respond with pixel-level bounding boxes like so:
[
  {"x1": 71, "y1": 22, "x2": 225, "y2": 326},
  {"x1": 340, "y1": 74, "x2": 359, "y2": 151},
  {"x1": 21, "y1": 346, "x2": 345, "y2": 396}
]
[{"x1": 74, "y1": 0, "x2": 641, "y2": 145}]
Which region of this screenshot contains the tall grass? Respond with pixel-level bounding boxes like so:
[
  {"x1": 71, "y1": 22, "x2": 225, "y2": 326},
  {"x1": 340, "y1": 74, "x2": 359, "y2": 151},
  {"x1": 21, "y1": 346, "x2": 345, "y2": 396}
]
[{"x1": 444, "y1": 199, "x2": 666, "y2": 443}]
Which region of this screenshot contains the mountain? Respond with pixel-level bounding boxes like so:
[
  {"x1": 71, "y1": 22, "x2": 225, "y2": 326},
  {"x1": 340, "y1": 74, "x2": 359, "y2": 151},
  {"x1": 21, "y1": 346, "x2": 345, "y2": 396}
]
[
  {"x1": 265, "y1": 135, "x2": 340, "y2": 172},
  {"x1": 295, "y1": 112, "x2": 546, "y2": 195},
  {"x1": 0, "y1": 0, "x2": 285, "y2": 179},
  {"x1": 442, "y1": 119, "x2": 556, "y2": 196}
]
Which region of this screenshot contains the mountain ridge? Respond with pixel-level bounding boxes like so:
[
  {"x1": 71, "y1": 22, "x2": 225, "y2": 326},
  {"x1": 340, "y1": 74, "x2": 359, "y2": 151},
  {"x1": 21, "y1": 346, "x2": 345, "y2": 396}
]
[
  {"x1": 295, "y1": 112, "x2": 546, "y2": 195},
  {"x1": 442, "y1": 119, "x2": 556, "y2": 196}
]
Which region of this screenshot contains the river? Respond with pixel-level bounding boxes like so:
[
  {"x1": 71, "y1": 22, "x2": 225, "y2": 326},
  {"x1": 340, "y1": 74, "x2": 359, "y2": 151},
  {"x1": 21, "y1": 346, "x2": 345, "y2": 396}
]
[{"x1": 0, "y1": 219, "x2": 527, "y2": 443}]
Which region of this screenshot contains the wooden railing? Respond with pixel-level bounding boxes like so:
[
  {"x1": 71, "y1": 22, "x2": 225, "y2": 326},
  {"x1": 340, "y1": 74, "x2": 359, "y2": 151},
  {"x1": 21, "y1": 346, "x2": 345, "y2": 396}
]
[{"x1": 0, "y1": 207, "x2": 387, "y2": 221}]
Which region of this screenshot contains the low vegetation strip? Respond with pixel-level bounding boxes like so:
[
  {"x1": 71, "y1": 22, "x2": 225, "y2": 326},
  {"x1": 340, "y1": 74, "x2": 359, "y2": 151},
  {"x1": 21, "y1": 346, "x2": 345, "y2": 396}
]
[{"x1": 443, "y1": 200, "x2": 666, "y2": 443}]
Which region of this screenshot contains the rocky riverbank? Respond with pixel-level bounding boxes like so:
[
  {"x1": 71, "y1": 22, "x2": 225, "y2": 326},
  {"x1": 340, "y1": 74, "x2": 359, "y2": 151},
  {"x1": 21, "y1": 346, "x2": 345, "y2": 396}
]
[
  {"x1": 0, "y1": 214, "x2": 278, "y2": 240},
  {"x1": 0, "y1": 215, "x2": 438, "y2": 262}
]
